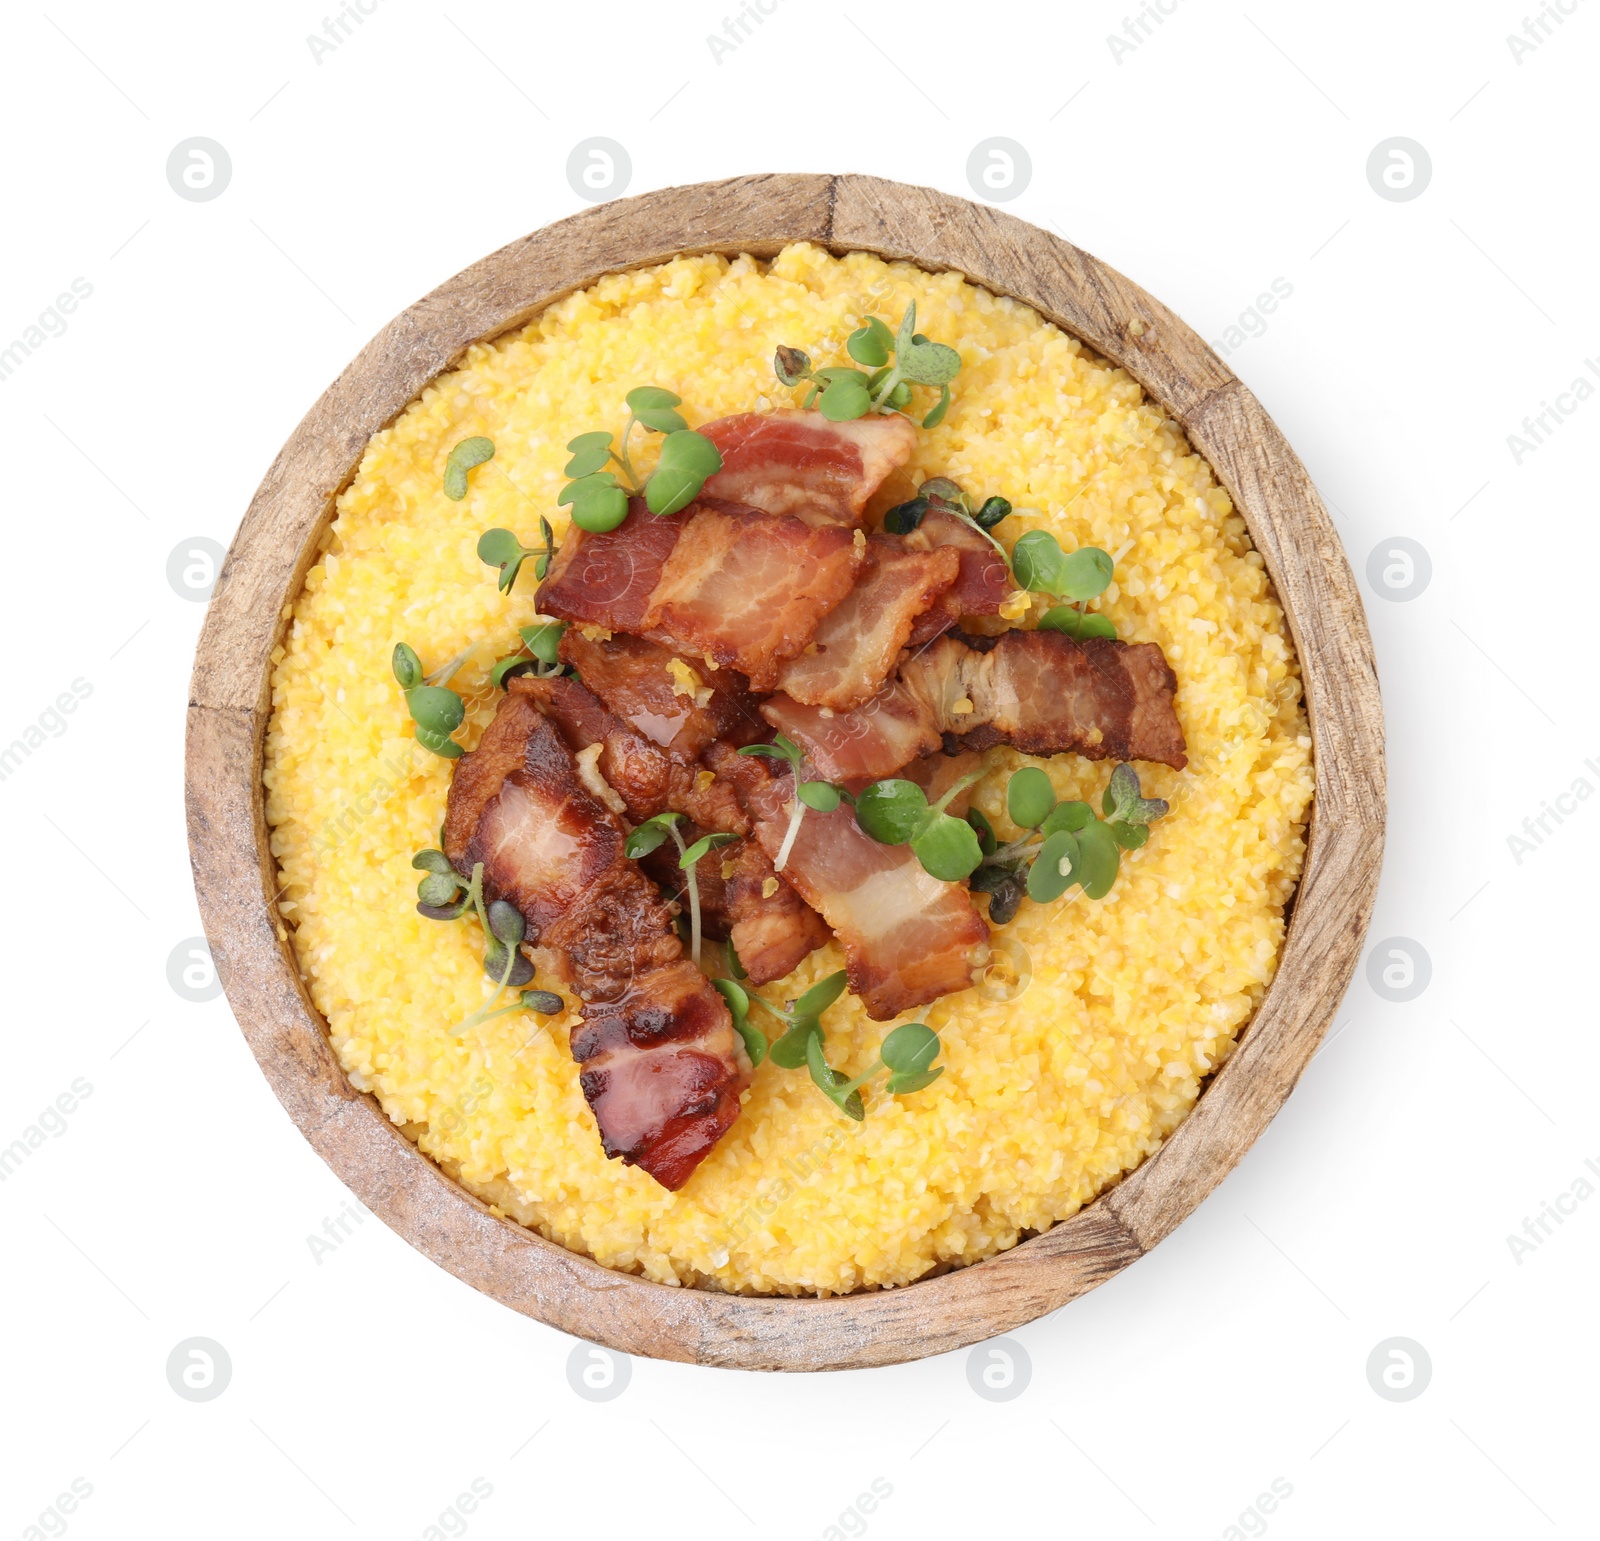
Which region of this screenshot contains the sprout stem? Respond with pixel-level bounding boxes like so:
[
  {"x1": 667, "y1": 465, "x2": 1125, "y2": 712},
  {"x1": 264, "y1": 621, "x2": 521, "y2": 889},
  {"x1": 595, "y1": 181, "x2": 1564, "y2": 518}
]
[{"x1": 774, "y1": 797, "x2": 805, "y2": 873}]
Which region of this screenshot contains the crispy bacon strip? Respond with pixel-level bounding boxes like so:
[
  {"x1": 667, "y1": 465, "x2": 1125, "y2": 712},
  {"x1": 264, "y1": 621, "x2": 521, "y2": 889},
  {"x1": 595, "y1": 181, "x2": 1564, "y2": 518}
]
[
  {"x1": 537, "y1": 496, "x2": 683, "y2": 635},
  {"x1": 902, "y1": 508, "x2": 1014, "y2": 642},
  {"x1": 761, "y1": 682, "x2": 938, "y2": 785},
  {"x1": 770, "y1": 536, "x2": 960, "y2": 711},
  {"x1": 443, "y1": 682, "x2": 746, "y2": 1190},
  {"x1": 525, "y1": 674, "x2": 828, "y2": 986},
  {"x1": 764, "y1": 629, "x2": 1188, "y2": 780},
  {"x1": 640, "y1": 498, "x2": 862, "y2": 685},
  {"x1": 706, "y1": 741, "x2": 989, "y2": 1020},
  {"x1": 558, "y1": 629, "x2": 765, "y2": 760},
  {"x1": 700, "y1": 409, "x2": 918, "y2": 524}
]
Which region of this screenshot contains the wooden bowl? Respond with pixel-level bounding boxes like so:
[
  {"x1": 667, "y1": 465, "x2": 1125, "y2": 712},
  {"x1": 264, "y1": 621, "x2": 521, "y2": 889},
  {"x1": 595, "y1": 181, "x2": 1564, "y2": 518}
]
[{"x1": 186, "y1": 174, "x2": 1384, "y2": 1371}]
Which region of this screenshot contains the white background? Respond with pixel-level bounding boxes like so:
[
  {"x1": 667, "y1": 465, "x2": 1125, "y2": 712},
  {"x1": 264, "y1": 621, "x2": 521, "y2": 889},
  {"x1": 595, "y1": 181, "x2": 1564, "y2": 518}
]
[{"x1": 2, "y1": 1, "x2": 1596, "y2": 1536}]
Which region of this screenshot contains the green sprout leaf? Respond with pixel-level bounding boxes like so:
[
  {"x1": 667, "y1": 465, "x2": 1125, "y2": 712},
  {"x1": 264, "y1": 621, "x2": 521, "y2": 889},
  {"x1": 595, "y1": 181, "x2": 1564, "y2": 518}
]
[
  {"x1": 854, "y1": 779, "x2": 932, "y2": 846},
  {"x1": 564, "y1": 431, "x2": 615, "y2": 478},
  {"x1": 770, "y1": 1021, "x2": 820, "y2": 1070},
  {"x1": 797, "y1": 780, "x2": 843, "y2": 812},
  {"x1": 1027, "y1": 828, "x2": 1080, "y2": 903},
  {"x1": 910, "y1": 814, "x2": 984, "y2": 882},
  {"x1": 805, "y1": 1029, "x2": 865, "y2": 1121},
  {"x1": 920, "y1": 384, "x2": 951, "y2": 428},
  {"x1": 792, "y1": 971, "x2": 848, "y2": 1021},
  {"x1": 1074, "y1": 818, "x2": 1121, "y2": 900},
  {"x1": 738, "y1": 735, "x2": 803, "y2": 770},
  {"x1": 1039, "y1": 606, "x2": 1117, "y2": 641},
  {"x1": 411, "y1": 848, "x2": 454, "y2": 875},
  {"x1": 973, "y1": 496, "x2": 1012, "y2": 530},
  {"x1": 414, "y1": 726, "x2": 463, "y2": 759},
  {"x1": 817, "y1": 373, "x2": 873, "y2": 422},
  {"x1": 1006, "y1": 767, "x2": 1056, "y2": 830},
  {"x1": 405, "y1": 686, "x2": 464, "y2": 736},
  {"x1": 624, "y1": 811, "x2": 681, "y2": 860},
  {"x1": 880, "y1": 1021, "x2": 943, "y2": 1095},
  {"x1": 895, "y1": 301, "x2": 917, "y2": 359},
  {"x1": 560, "y1": 472, "x2": 631, "y2": 533},
  {"x1": 1011, "y1": 530, "x2": 1067, "y2": 593},
  {"x1": 846, "y1": 316, "x2": 895, "y2": 367},
  {"x1": 966, "y1": 806, "x2": 997, "y2": 856},
  {"x1": 713, "y1": 978, "x2": 766, "y2": 1067},
  {"x1": 1040, "y1": 800, "x2": 1094, "y2": 836},
  {"x1": 1101, "y1": 763, "x2": 1170, "y2": 826},
  {"x1": 645, "y1": 428, "x2": 723, "y2": 516},
  {"x1": 681, "y1": 831, "x2": 739, "y2": 868},
  {"x1": 521, "y1": 620, "x2": 565, "y2": 666},
  {"x1": 443, "y1": 436, "x2": 495, "y2": 500},
  {"x1": 392, "y1": 642, "x2": 423, "y2": 690},
  {"x1": 1110, "y1": 820, "x2": 1150, "y2": 850},
  {"x1": 1057, "y1": 546, "x2": 1115, "y2": 601},
  {"x1": 898, "y1": 340, "x2": 962, "y2": 386},
  {"x1": 625, "y1": 385, "x2": 682, "y2": 413}
]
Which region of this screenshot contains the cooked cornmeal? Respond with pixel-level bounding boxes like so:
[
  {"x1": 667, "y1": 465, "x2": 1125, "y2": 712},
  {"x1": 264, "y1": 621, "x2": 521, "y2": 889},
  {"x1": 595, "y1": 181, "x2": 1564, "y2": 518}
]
[{"x1": 263, "y1": 244, "x2": 1314, "y2": 1296}]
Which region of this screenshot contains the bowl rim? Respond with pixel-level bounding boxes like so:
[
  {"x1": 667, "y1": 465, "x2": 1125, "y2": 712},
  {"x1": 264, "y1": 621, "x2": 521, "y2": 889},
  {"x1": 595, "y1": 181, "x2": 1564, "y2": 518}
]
[{"x1": 185, "y1": 172, "x2": 1385, "y2": 1371}]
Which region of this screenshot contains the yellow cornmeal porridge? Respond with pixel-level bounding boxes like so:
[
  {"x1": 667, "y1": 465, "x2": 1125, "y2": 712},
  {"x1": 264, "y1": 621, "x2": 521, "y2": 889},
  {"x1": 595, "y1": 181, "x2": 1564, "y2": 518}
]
[{"x1": 263, "y1": 244, "x2": 1313, "y2": 1295}]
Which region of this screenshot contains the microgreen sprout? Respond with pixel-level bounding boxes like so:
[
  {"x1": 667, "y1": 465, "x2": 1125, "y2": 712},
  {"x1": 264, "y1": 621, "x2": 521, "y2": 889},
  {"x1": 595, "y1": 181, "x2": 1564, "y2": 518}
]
[
  {"x1": 491, "y1": 619, "x2": 567, "y2": 689},
  {"x1": 853, "y1": 766, "x2": 989, "y2": 881},
  {"x1": 410, "y1": 850, "x2": 561, "y2": 1030},
  {"x1": 442, "y1": 436, "x2": 495, "y2": 501},
  {"x1": 715, "y1": 968, "x2": 946, "y2": 1118},
  {"x1": 882, "y1": 474, "x2": 1013, "y2": 561},
  {"x1": 735, "y1": 735, "x2": 852, "y2": 871},
  {"x1": 774, "y1": 302, "x2": 962, "y2": 428},
  {"x1": 1011, "y1": 530, "x2": 1117, "y2": 639},
  {"x1": 962, "y1": 763, "x2": 1169, "y2": 919},
  {"x1": 624, "y1": 812, "x2": 738, "y2": 968},
  {"x1": 557, "y1": 387, "x2": 725, "y2": 531},
  {"x1": 804, "y1": 1018, "x2": 945, "y2": 1121},
  {"x1": 392, "y1": 642, "x2": 468, "y2": 758},
  {"x1": 478, "y1": 517, "x2": 559, "y2": 594}
]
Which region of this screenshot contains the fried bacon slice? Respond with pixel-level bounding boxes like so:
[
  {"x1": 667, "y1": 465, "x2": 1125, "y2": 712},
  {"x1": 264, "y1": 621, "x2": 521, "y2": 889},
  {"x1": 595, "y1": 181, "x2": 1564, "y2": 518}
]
[
  {"x1": 763, "y1": 629, "x2": 1188, "y2": 781},
  {"x1": 700, "y1": 409, "x2": 918, "y2": 525},
  {"x1": 557, "y1": 629, "x2": 765, "y2": 760},
  {"x1": 761, "y1": 682, "x2": 938, "y2": 786},
  {"x1": 706, "y1": 741, "x2": 989, "y2": 1020},
  {"x1": 525, "y1": 673, "x2": 828, "y2": 986},
  {"x1": 537, "y1": 496, "x2": 683, "y2": 635},
  {"x1": 443, "y1": 681, "x2": 746, "y2": 1190},
  {"x1": 769, "y1": 536, "x2": 960, "y2": 711},
  {"x1": 639, "y1": 498, "x2": 863, "y2": 685},
  {"x1": 901, "y1": 509, "x2": 1015, "y2": 646}
]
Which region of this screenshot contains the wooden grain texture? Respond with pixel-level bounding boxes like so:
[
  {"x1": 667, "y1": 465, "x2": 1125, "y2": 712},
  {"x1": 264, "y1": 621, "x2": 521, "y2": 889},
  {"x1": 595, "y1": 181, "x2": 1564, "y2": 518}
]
[{"x1": 185, "y1": 174, "x2": 1384, "y2": 1371}]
